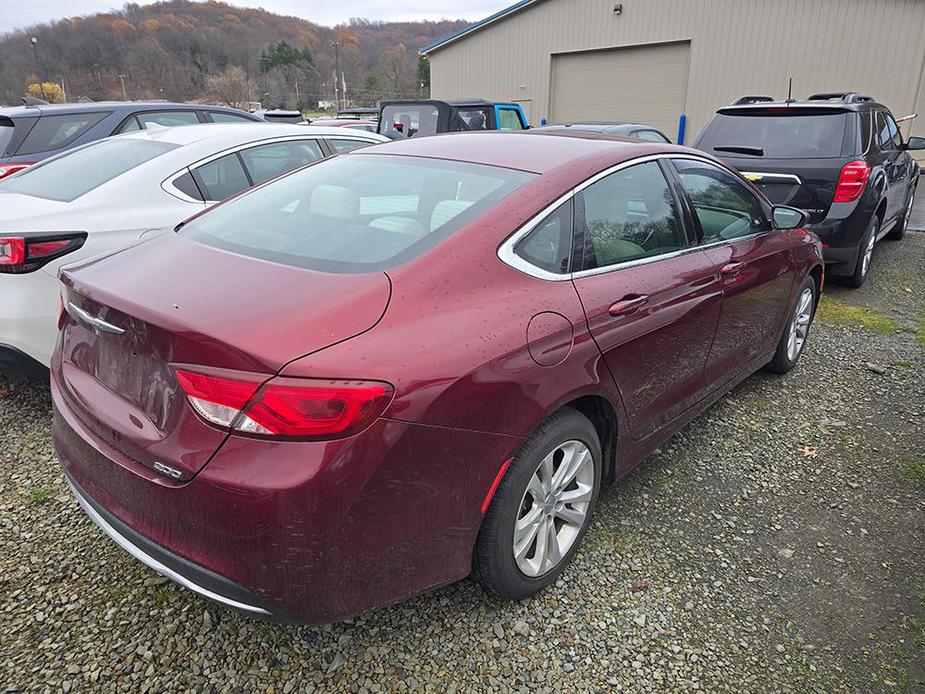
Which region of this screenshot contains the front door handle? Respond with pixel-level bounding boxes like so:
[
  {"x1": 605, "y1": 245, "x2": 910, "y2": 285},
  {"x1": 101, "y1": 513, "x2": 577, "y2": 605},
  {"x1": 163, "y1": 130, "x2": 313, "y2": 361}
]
[
  {"x1": 608, "y1": 294, "x2": 649, "y2": 317},
  {"x1": 721, "y1": 261, "x2": 745, "y2": 277}
]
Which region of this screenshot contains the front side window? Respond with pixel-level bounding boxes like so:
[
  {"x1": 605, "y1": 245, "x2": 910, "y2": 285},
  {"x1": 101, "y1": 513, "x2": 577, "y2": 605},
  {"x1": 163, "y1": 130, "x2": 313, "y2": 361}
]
[
  {"x1": 17, "y1": 112, "x2": 110, "y2": 155},
  {"x1": 193, "y1": 152, "x2": 250, "y2": 201},
  {"x1": 0, "y1": 139, "x2": 177, "y2": 202},
  {"x1": 239, "y1": 140, "x2": 324, "y2": 185},
  {"x1": 578, "y1": 160, "x2": 687, "y2": 269},
  {"x1": 498, "y1": 108, "x2": 525, "y2": 130},
  {"x1": 208, "y1": 111, "x2": 255, "y2": 124},
  {"x1": 514, "y1": 200, "x2": 572, "y2": 274},
  {"x1": 634, "y1": 129, "x2": 670, "y2": 143},
  {"x1": 329, "y1": 138, "x2": 371, "y2": 153},
  {"x1": 181, "y1": 154, "x2": 535, "y2": 273},
  {"x1": 137, "y1": 111, "x2": 202, "y2": 128},
  {"x1": 672, "y1": 159, "x2": 767, "y2": 243}
]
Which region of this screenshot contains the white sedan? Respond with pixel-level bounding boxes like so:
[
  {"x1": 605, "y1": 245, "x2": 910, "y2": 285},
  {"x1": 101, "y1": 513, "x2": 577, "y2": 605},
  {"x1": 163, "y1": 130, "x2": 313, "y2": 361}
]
[{"x1": 0, "y1": 123, "x2": 388, "y2": 377}]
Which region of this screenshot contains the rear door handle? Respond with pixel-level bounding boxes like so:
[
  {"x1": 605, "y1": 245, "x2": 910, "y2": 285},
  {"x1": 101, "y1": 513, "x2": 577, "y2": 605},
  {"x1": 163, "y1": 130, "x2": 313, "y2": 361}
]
[
  {"x1": 608, "y1": 294, "x2": 649, "y2": 317},
  {"x1": 721, "y1": 262, "x2": 745, "y2": 277}
]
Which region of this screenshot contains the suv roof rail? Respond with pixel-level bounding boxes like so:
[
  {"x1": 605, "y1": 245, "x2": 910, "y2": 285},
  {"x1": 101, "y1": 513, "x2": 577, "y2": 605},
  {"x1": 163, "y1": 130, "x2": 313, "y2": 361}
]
[
  {"x1": 732, "y1": 95, "x2": 775, "y2": 105},
  {"x1": 807, "y1": 92, "x2": 874, "y2": 104}
]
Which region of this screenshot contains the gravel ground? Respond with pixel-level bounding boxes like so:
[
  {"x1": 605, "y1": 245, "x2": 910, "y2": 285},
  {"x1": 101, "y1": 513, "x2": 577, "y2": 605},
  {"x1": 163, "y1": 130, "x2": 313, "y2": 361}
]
[{"x1": 1, "y1": 234, "x2": 923, "y2": 693}]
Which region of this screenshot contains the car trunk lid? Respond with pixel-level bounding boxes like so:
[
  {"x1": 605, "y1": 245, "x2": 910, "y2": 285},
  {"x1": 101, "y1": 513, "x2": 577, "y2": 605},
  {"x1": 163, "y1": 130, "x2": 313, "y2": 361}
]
[{"x1": 55, "y1": 232, "x2": 390, "y2": 481}]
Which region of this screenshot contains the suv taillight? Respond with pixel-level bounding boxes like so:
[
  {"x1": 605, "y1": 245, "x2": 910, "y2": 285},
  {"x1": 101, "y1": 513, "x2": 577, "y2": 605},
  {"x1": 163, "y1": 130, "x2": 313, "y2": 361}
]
[
  {"x1": 833, "y1": 160, "x2": 871, "y2": 203},
  {"x1": 0, "y1": 233, "x2": 87, "y2": 274},
  {"x1": 175, "y1": 368, "x2": 393, "y2": 440},
  {"x1": 0, "y1": 162, "x2": 34, "y2": 179}
]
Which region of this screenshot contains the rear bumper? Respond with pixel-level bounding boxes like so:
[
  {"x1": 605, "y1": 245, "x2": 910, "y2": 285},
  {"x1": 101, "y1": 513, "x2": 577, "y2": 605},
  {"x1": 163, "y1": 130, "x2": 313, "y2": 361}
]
[
  {"x1": 807, "y1": 204, "x2": 873, "y2": 276},
  {"x1": 64, "y1": 471, "x2": 294, "y2": 621}
]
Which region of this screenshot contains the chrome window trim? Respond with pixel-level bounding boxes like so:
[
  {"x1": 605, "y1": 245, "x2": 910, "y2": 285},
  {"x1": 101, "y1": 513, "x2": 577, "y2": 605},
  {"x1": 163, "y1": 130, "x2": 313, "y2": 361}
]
[
  {"x1": 66, "y1": 479, "x2": 271, "y2": 616},
  {"x1": 740, "y1": 171, "x2": 803, "y2": 184},
  {"x1": 160, "y1": 133, "x2": 380, "y2": 204},
  {"x1": 498, "y1": 152, "x2": 755, "y2": 281}
]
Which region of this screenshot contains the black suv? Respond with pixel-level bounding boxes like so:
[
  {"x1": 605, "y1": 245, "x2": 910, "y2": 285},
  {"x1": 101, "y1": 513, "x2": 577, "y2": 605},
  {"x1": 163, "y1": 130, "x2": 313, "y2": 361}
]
[{"x1": 695, "y1": 92, "x2": 923, "y2": 287}]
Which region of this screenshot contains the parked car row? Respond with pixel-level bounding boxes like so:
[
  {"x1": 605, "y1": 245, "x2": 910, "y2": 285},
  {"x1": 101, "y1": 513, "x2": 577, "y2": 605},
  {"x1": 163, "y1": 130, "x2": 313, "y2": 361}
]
[{"x1": 1, "y1": 86, "x2": 914, "y2": 625}]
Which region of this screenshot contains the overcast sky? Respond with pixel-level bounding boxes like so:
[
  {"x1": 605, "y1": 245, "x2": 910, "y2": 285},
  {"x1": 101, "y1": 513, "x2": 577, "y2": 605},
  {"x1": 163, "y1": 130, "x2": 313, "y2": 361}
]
[{"x1": 0, "y1": 0, "x2": 506, "y2": 35}]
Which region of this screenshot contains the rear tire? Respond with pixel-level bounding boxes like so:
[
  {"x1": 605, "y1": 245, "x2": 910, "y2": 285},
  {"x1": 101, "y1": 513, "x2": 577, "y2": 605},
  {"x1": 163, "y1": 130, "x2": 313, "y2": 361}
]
[
  {"x1": 841, "y1": 214, "x2": 879, "y2": 289},
  {"x1": 886, "y1": 185, "x2": 915, "y2": 241},
  {"x1": 474, "y1": 408, "x2": 601, "y2": 600},
  {"x1": 766, "y1": 276, "x2": 816, "y2": 375}
]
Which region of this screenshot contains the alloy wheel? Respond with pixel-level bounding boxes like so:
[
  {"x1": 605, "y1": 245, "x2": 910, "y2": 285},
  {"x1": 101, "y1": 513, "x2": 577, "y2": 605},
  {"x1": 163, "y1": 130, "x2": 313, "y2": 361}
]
[
  {"x1": 786, "y1": 287, "x2": 814, "y2": 362},
  {"x1": 513, "y1": 440, "x2": 594, "y2": 577}
]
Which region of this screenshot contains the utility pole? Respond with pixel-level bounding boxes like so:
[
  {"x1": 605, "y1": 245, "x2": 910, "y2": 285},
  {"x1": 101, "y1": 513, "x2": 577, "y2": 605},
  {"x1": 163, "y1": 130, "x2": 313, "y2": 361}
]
[
  {"x1": 118, "y1": 74, "x2": 128, "y2": 101},
  {"x1": 331, "y1": 41, "x2": 340, "y2": 111},
  {"x1": 30, "y1": 37, "x2": 46, "y2": 101}
]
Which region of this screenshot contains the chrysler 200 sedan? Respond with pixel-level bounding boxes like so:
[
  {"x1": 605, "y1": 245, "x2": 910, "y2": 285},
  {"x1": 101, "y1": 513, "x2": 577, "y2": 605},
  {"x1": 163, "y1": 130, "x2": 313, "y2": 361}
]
[{"x1": 51, "y1": 131, "x2": 823, "y2": 623}]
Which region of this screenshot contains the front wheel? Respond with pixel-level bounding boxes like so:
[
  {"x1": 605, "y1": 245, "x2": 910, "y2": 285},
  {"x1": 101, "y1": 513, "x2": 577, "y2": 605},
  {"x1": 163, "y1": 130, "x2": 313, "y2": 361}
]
[
  {"x1": 766, "y1": 276, "x2": 816, "y2": 374},
  {"x1": 474, "y1": 409, "x2": 601, "y2": 599}
]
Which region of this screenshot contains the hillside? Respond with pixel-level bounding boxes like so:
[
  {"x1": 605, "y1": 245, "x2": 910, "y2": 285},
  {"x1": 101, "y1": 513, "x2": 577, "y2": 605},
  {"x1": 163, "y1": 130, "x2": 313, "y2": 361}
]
[{"x1": 0, "y1": 1, "x2": 467, "y2": 108}]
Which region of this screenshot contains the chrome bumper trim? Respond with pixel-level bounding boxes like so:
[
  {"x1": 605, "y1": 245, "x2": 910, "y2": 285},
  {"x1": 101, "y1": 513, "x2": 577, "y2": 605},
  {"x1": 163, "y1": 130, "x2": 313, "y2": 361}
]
[{"x1": 66, "y1": 478, "x2": 271, "y2": 616}]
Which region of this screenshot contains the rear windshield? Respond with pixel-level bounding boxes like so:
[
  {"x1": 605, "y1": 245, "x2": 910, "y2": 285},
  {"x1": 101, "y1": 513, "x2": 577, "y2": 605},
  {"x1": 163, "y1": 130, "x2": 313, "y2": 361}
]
[
  {"x1": 380, "y1": 105, "x2": 439, "y2": 139},
  {"x1": 0, "y1": 120, "x2": 13, "y2": 156},
  {"x1": 698, "y1": 112, "x2": 850, "y2": 158},
  {"x1": 181, "y1": 153, "x2": 536, "y2": 273},
  {"x1": 16, "y1": 111, "x2": 110, "y2": 156},
  {"x1": 0, "y1": 138, "x2": 178, "y2": 202}
]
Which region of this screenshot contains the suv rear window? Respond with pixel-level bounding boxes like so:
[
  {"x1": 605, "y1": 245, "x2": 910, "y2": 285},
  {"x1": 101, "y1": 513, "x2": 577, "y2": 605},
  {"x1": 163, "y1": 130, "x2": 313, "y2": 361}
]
[
  {"x1": 16, "y1": 112, "x2": 109, "y2": 156},
  {"x1": 380, "y1": 105, "x2": 438, "y2": 139},
  {"x1": 0, "y1": 138, "x2": 177, "y2": 202},
  {"x1": 698, "y1": 112, "x2": 850, "y2": 159},
  {"x1": 181, "y1": 153, "x2": 535, "y2": 273}
]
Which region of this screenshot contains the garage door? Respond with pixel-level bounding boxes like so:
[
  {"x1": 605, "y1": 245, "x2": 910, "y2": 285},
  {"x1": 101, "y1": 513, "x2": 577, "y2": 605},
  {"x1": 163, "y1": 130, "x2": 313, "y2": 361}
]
[{"x1": 550, "y1": 42, "x2": 690, "y2": 140}]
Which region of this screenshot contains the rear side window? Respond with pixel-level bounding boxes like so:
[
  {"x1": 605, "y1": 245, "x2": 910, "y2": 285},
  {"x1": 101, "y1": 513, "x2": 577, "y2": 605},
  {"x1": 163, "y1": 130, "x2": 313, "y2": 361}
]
[
  {"x1": 634, "y1": 129, "x2": 670, "y2": 143},
  {"x1": 514, "y1": 200, "x2": 572, "y2": 274},
  {"x1": 137, "y1": 111, "x2": 201, "y2": 128},
  {"x1": 239, "y1": 140, "x2": 324, "y2": 184},
  {"x1": 578, "y1": 160, "x2": 687, "y2": 268},
  {"x1": 698, "y1": 112, "x2": 850, "y2": 158},
  {"x1": 17, "y1": 112, "x2": 109, "y2": 155},
  {"x1": 181, "y1": 154, "x2": 535, "y2": 273},
  {"x1": 0, "y1": 139, "x2": 177, "y2": 202},
  {"x1": 192, "y1": 153, "x2": 250, "y2": 201},
  {"x1": 876, "y1": 111, "x2": 903, "y2": 150}
]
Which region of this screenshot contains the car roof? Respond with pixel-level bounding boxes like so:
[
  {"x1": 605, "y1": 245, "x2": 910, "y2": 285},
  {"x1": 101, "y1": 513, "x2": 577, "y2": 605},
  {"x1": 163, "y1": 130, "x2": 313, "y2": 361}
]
[
  {"x1": 350, "y1": 130, "x2": 689, "y2": 175},
  {"x1": 0, "y1": 101, "x2": 249, "y2": 118},
  {"x1": 110, "y1": 122, "x2": 384, "y2": 147},
  {"x1": 716, "y1": 100, "x2": 882, "y2": 116},
  {"x1": 542, "y1": 122, "x2": 662, "y2": 133}
]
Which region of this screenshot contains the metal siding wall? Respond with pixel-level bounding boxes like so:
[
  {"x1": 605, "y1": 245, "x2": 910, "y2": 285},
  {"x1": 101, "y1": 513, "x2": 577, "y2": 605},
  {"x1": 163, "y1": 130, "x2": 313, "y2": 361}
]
[{"x1": 429, "y1": 0, "x2": 925, "y2": 151}]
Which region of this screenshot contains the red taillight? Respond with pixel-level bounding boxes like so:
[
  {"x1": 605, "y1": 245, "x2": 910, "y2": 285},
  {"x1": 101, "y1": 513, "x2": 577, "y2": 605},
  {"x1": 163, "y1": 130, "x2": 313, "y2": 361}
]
[
  {"x1": 0, "y1": 237, "x2": 25, "y2": 266},
  {"x1": 175, "y1": 368, "x2": 393, "y2": 440},
  {"x1": 0, "y1": 162, "x2": 34, "y2": 179},
  {"x1": 833, "y1": 160, "x2": 871, "y2": 203},
  {"x1": 0, "y1": 233, "x2": 86, "y2": 274}
]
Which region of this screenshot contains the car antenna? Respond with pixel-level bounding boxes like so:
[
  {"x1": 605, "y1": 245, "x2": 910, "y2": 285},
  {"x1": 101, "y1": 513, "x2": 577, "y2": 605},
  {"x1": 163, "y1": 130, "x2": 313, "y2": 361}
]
[{"x1": 785, "y1": 77, "x2": 794, "y2": 105}]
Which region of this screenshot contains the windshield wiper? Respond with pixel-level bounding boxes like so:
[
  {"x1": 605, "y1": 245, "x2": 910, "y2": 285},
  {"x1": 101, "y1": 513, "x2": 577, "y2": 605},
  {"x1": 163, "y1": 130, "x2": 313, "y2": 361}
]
[{"x1": 712, "y1": 145, "x2": 765, "y2": 156}]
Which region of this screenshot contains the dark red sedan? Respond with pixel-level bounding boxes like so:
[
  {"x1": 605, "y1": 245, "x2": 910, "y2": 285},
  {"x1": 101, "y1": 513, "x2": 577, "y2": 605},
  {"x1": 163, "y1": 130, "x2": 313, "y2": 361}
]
[{"x1": 51, "y1": 131, "x2": 823, "y2": 623}]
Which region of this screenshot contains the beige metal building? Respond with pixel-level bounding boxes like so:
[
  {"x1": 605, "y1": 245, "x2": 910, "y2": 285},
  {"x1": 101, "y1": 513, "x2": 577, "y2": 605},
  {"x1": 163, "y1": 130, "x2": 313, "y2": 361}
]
[{"x1": 421, "y1": 0, "x2": 925, "y2": 155}]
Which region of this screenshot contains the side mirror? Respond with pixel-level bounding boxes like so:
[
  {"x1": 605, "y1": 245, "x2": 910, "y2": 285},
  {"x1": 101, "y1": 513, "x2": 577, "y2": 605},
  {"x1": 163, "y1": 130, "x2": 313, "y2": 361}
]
[
  {"x1": 904, "y1": 136, "x2": 925, "y2": 151},
  {"x1": 772, "y1": 205, "x2": 808, "y2": 230}
]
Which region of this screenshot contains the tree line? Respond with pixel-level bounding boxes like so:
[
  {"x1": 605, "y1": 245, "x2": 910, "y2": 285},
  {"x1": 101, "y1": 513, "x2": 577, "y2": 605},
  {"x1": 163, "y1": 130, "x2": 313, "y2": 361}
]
[{"x1": 0, "y1": 1, "x2": 466, "y2": 110}]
